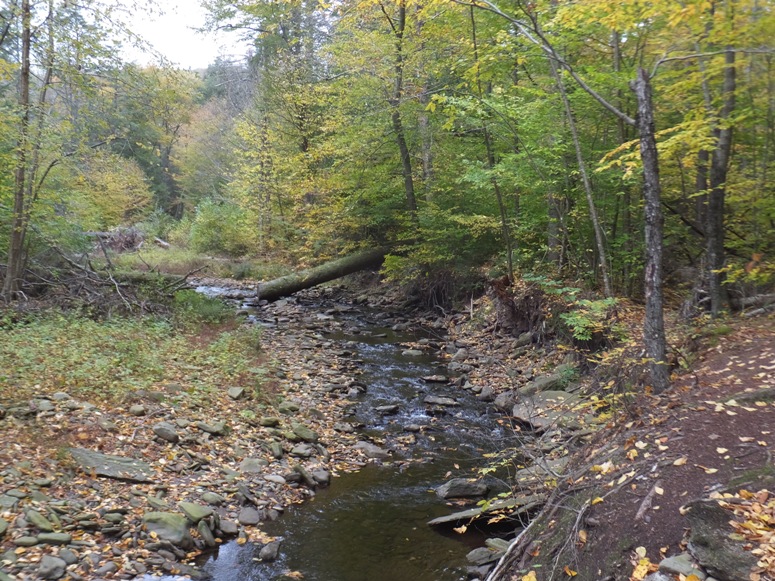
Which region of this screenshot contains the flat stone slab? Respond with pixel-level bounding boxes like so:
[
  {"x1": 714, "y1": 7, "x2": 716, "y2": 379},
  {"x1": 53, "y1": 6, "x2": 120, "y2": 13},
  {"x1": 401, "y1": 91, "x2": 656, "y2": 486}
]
[
  {"x1": 512, "y1": 391, "x2": 587, "y2": 431},
  {"x1": 428, "y1": 493, "x2": 547, "y2": 526},
  {"x1": 436, "y1": 478, "x2": 489, "y2": 499},
  {"x1": 686, "y1": 499, "x2": 758, "y2": 581},
  {"x1": 424, "y1": 395, "x2": 459, "y2": 406},
  {"x1": 69, "y1": 448, "x2": 153, "y2": 482}
]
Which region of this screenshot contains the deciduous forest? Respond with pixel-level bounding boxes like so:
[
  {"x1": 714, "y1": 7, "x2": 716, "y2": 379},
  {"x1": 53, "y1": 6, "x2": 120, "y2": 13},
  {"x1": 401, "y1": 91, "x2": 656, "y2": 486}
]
[{"x1": 0, "y1": 1, "x2": 774, "y2": 580}]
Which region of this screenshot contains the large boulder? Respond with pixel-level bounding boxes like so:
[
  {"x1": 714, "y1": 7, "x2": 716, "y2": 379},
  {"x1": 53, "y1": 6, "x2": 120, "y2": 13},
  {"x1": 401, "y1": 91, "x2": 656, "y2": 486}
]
[
  {"x1": 512, "y1": 391, "x2": 585, "y2": 431},
  {"x1": 436, "y1": 478, "x2": 489, "y2": 499},
  {"x1": 686, "y1": 500, "x2": 758, "y2": 581},
  {"x1": 142, "y1": 512, "x2": 193, "y2": 549}
]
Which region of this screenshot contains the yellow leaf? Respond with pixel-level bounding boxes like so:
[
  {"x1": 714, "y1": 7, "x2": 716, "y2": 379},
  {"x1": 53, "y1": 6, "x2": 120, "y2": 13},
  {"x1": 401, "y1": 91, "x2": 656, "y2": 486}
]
[
  {"x1": 635, "y1": 546, "x2": 647, "y2": 559},
  {"x1": 453, "y1": 525, "x2": 468, "y2": 534},
  {"x1": 578, "y1": 530, "x2": 588, "y2": 544},
  {"x1": 686, "y1": 575, "x2": 702, "y2": 581},
  {"x1": 716, "y1": 448, "x2": 728, "y2": 454},
  {"x1": 591, "y1": 497, "x2": 604, "y2": 505},
  {"x1": 564, "y1": 565, "x2": 578, "y2": 577},
  {"x1": 654, "y1": 486, "x2": 664, "y2": 495},
  {"x1": 674, "y1": 457, "x2": 688, "y2": 466},
  {"x1": 521, "y1": 572, "x2": 538, "y2": 581},
  {"x1": 631, "y1": 558, "x2": 652, "y2": 580}
]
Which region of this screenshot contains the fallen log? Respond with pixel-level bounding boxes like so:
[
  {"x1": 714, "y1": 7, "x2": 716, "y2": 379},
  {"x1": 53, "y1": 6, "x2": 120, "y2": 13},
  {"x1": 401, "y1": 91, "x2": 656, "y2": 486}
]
[{"x1": 256, "y1": 247, "x2": 388, "y2": 302}]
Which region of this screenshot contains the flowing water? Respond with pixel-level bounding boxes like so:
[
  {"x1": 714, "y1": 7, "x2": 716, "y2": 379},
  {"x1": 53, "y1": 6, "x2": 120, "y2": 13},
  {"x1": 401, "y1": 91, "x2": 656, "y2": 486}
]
[{"x1": 184, "y1": 293, "x2": 512, "y2": 580}]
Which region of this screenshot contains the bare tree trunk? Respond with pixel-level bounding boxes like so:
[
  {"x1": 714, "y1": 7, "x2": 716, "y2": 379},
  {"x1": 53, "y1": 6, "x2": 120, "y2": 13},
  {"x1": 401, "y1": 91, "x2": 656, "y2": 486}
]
[
  {"x1": 2, "y1": 0, "x2": 31, "y2": 300},
  {"x1": 470, "y1": 7, "x2": 514, "y2": 281},
  {"x1": 633, "y1": 68, "x2": 669, "y2": 393},
  {"x1": 384, "y1": 0, "x2": 417, "y2": 215},
  {"x1": 707, "y1": 48, "x2": 736, "y2": 317},
  {"x1": 548, "y1": 58, "x2": 612, "y2": 297}
]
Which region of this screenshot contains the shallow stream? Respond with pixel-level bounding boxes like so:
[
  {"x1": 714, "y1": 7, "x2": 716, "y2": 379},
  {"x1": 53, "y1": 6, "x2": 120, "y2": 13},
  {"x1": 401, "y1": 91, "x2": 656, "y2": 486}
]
[{"x1": 191, "y1": 293, "x2": 511, "y2": 580}]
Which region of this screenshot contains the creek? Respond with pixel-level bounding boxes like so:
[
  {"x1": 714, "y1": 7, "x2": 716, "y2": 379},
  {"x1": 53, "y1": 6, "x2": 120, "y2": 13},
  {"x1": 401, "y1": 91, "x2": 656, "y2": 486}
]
[{"x1": 192, "y1": 290, "x2": 512, "y2": 580}]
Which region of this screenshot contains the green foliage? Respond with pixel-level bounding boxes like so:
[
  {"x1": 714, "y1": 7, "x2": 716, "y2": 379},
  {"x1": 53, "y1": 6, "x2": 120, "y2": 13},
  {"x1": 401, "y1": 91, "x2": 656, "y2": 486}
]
[
  {"x1": 189, "y1": 199, "x2": 256, "y2": 257},
  {"x1": 559, "y1": 298, "x2": 619, "y2": 342},
  {"x1": 172, "y1": 290, "x2": 234, "y2": 328},
  {"x1": 0, "y1": 313, "x2": 264, "y2": 404}
]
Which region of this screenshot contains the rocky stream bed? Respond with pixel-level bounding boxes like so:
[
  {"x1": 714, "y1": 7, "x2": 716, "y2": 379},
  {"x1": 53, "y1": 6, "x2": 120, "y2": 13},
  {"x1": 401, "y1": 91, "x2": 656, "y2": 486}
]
[{"x1": 2, "y1": 282, "x2": 773, "y2": 581}]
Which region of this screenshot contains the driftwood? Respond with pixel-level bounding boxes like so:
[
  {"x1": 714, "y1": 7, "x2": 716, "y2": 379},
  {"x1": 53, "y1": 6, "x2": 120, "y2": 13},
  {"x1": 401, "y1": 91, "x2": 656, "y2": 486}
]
[{"x1": 255, "y1": 247, "x2": 387, "y2": 302}]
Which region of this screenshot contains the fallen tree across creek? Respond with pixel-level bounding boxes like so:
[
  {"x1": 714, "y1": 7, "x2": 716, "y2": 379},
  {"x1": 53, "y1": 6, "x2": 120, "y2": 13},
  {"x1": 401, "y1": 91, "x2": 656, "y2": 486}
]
[{"x1": 255, "y1": 247, "x2": 388, "y2": 302}]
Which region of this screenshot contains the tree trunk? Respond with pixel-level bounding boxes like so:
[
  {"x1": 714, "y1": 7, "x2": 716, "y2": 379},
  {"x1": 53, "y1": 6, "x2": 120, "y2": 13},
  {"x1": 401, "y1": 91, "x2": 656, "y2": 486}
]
[
  {"x1": 633, "y1": 68, "x2": 669, "y2": 393},
  {"x1": 256, "y1": 247, "x2": 387, "y2": 302},
  {"x1": 548, "y1": 58, "x2": 612, "y2": 297},
  {"x1": 385, "y1": 0, "x2": 417, "y2": 215},
  {"x1": 2, "y1": 0, "x2": 31, "y2": 300},
  {"x1": 706, "y1": 48, "x2": 736, "y2": 317},
  {"x1": 470, "y1": 7, "x2": 513, "y2": 281}
]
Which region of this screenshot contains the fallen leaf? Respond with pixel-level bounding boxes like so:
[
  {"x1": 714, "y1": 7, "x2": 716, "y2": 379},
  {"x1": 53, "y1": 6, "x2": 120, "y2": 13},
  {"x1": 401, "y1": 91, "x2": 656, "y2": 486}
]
[
  {"x1": 453, "y1": 525, "x2": 467, "y2": 534},
  {"x1": 521, "y1": 572, "x2": 537, "y2": 581},
  {"x1": 591, "y1": 497, "x2": 604, "y2": 505},
  {"x1": 654, "y1": 486, "x2": 664, "y2": 495},
  {"x1": 563, "y1": 565, "x2": 578, "y2": 577},
  {"x1": 674, "y1": 457, "x2": 688, "y2": 466},
  {"x1": 578, "y1": 530, "x2": 588, "y2": 544},
  {"x1": 716, "y1": 447, "x2": 729, "y2": 454}
]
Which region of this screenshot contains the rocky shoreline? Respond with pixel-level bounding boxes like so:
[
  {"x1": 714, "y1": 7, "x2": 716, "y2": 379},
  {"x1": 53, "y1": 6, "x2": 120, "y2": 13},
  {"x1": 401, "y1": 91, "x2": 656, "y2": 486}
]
[{"x1": 1, "y1": 284, "x2": 546, "y2": 580}]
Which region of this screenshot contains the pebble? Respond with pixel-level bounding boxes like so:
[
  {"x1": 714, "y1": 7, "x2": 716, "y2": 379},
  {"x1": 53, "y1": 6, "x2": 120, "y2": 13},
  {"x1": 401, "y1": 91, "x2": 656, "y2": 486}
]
[
  {"x1": 38, "y1": 555, "x2": 67, "y2": 580},
  {"x1": 129, "y1": 404, "x2": 146, "y2": 416}
]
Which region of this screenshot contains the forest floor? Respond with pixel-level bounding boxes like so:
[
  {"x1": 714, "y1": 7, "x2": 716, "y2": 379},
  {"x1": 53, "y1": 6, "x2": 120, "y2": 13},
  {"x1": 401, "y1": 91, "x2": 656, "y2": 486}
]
[
  {"x1": 0, "y1": 277, "x2": 773, "y2": 581},
  {"x1": 492, "y1": 313, "x2": 775, "y2": 581}
]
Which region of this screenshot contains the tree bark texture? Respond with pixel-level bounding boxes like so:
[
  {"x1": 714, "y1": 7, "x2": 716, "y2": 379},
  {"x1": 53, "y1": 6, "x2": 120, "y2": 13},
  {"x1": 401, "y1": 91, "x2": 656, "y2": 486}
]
[
  {"x1": 548, "y1": 58, "x2": 612, "y2": 297},
  {"x1": 256, "y1": 247, "x2": 387, "y2": 302},
  {"x1": 385, "y1": 0, "x2": 417, "y2": 215},
  {"x1": 2, "y1": 0, "x2": 31, "y2": 300},
  {"x1": 633, "y1": 68, "x2": 669, "y2": 393},
  {"x1": 706, "y1": 48, "x2": 736, "y2": 317}
]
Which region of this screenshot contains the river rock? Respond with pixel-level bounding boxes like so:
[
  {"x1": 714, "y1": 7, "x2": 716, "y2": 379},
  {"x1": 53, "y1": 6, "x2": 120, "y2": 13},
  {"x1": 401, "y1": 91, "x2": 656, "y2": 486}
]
[
  {"x1": 259, "y1": 416, "x2": 282, "y2": 427},
  {"x1": 424, "y1": 395, "x2": 459, "y2": 406},
  {"x1": 228, "y1": 386, "x2": 246, "y2": 400},
  {"x1": 264, "y1": 474, "x2": 287, "y2": 485},
  {"x1": 422, "y1": 375, "x2": 449, "y2": 383},
  {"x1": 198, "y1": 520, "x2": 217, "y2": 548},
  {"x1": 451, "y1": 348, "x2": 469, "y2": 361},
  {"x1": 13, "y1": 536, "x2": 39, "y2": 546},
  {"x1": 428, "y1": 494, "x2": 547, "y2": 527},
  {"x1": 402, "y1": 349, "x2": 424, "y2": 356},
  {"x1": 69, "y1": 448, "x2": 153, "y2": 482},
  {"x1": 129, "y1": 404, "x2": 147, "y2": 416},
  {"x1": 291, "y1": 422, "x2": 319, "y2": 443},
  {"x1": 201, "y1": 492, "x2": 225, "y2": 506},
  {"x1": 37, "y1": 533, "x2": 72, "y2": 545},
  {"x1": 142, "y1": 512, "x2": 193, "y2": 549},
  {"x1": 290, "y1": 443, "x2": 315, "y2": 458},
  {"x1": 194, "y1": 420, "x2": 228, "y2": 436},
  {"x1": 686, "y1": 499, "x2": 758, "y2": 581},
  {"x1": 466, "y1": 547, "x2": 500, "y2": 566},
  {"x1": 512, "y1": 391, "x2": 583, "y2": 431},
  {"x1": 519, "y1": 374, "x2": 565, "y2": 396},
  {"x1": 659, "y1": 553, "x2": 706, "y2": 579},
  {"x1": 240, "y1": 458, "x2": 269, "y2": 473},
  {"x1": 312, "y1": 469, "x2": 331, "y2": 486},
  {"x1": 278, "y1": 401, "x2": 300, "y2": 414},
  {"x1": 26, "y1": 509, "x2": 54, "y2": 532},
  {"x1": 376, "y1": 404, "x2": 400, "y2": 414},
  {"x1": 354, "y1": 441, "x2": 390, "y2": 459},
  {"x1": 436, "y1": 478, "x2": 489, "y2": 499},
  {"x1": 259, "y1": 540, "x2": 281, "y2": 561},
  {"x1": 152, "y1": 421, "x2": 180, "y2": 444},
  {"x1": 493, "y1": 391, "x2": 516, "y2": 412},
  {"x1": 238, "y1": 507, "x2": 261, "y2": 525},
  {"x1": 58, "y1": 549, "x2": 78, "y2": 565},
  {"x1": 0, "y1": 519, "x2": 7, "y2": 537},
  {"x1": 219, "y1": 519, "x2": 239, "y2": 536},
  {"x1": 270, "y1": 442, "x2": 284, "y2": 459},
  {"x1": 38, "y1": 555, "x2": 67, "y2": 580},
  {"x1": 477, "y1": 385, "x2": 495, "y2": 402},
  {"x1": 178, "y1": 502, "x2": 213, "y2": 524}
]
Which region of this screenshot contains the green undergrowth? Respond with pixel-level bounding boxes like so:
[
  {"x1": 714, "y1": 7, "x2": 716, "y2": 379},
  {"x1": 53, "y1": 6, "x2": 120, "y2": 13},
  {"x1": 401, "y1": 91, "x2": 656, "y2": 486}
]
[
  {"x1": 110, "y1": 246, "x2": 289, "y2": 281},
  {"x1": 0, "y1": 311, "x2": 265, "y2": 406}
]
